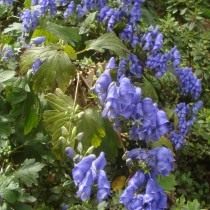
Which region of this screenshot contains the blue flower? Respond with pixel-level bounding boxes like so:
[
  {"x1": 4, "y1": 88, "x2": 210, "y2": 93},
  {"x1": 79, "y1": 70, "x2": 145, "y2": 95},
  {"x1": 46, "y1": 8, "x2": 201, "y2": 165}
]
[
  {"x1": 146, "y1": 51, "x2": 171, "y2": 77},
  {"x1": 120, "y1": 171, "x2": 167, "y2": 210},
  {"x1": 125, "y1": 147, "x2": 174, "y2": 176},
  {"x1": 1, "y1": 46, "x2": 14, "y2": 61},
  {"x1": 76, "y1": 169, "x2": 94, "y2": 201},
  {"x1": 65, "y1": 147, "x2": 75, "y2": 159},
  {"x1": 130, "y1": 98, "x2": 169, "y2": 141},
  {"x1": 0, "y1": 0, "x2": 13, "y2": 5},
  {"x1": 175, "y1": 67, "x2": 202, "y2": 99},
  {"x1": 32, "y1": 58, "x2": 42, "y2": 74},
  {"x1": 72, "y1": 152, "x2": 110, "y2": 202},
  {"x1": 64, "y1": 1, "x2": 75, "y2": 18},
  {"x1": 97, "y1": 170, "x2": 110, "y2": 202},
  {"x1": 32, "y1": 36, "x2": 46, "y2": 45},
  {"x1": 39, "y1": 0, "x2": 57, "y2": 16},
  {"x1": 20, "y1": 9, "x2": 40, "y2": 33},
  {"x1": 72, "y1": 154, "x2": 95, "y2": 185}
]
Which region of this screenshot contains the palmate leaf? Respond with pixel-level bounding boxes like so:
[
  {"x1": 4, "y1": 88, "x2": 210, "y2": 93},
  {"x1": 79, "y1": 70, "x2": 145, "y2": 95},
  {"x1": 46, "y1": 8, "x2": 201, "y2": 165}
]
[
  {"x1": 0, "y1": 69, "x2": 15, "y2": 83},
  {"x1": 41, "y1": 21, "x2": 81, "y2": 45},
  {"x1": 0, "y1": 175, "x2": 19, "y2": 204},
  {"x1": 157, "y1": 174, "x2": 177, "y2": 193},
  {"x1": 77, "y1": 109, "x2": 105, "y2": 149},
  {"x1": 78, "y1": 110, "x2": 119, "y2": 160},
  {"x1": 79, "y1": 12, "x2": 97, "y2": 34},
  {"x1": 85, "y1": 33, "x2": 129, "y2": 57},
  {"x1": 14, "y1": 159, "x2": 44, "y2": 187},
  {"x1": 20, "y1": 46, "x2": 76, "y2": 92},
  {"x1": 43, "y1": 89, "x2": 76, "y2": 159}
]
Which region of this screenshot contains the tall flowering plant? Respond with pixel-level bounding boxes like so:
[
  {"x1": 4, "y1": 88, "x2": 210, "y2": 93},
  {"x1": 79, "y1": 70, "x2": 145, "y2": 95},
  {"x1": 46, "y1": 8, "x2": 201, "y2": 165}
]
[{"x1": 1, "y1": 0, "x2": 203, "y2": 209}]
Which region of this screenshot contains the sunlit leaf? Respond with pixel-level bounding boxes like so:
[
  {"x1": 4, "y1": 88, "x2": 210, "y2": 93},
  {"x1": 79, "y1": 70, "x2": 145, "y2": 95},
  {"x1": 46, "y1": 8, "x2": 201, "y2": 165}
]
[
  {"x1": 85, "y1": 33, "x2": 129, "y2": 56},
  {"x1": 20, "y1": 46, "x2": 76, "y2": 92}
]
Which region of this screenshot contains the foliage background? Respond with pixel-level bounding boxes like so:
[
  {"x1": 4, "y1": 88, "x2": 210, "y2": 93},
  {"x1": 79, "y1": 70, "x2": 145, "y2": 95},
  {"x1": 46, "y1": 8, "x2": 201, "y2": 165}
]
[{"x1": 0, "y1": 0, "x2": 210, "y2": 209}]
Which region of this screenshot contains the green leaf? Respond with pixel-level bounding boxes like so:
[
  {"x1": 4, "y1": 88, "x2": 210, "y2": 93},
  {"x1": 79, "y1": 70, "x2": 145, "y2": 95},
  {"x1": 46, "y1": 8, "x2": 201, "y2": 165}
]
[
  {"x1": 15, "y1": 203, "x2": 33, "y2": 210},
  {"x1": 20, "y1": 46, "x2": 76, "y2": 92},
  {"x1": 24, "y1": 94, "x2": 40, "y2": 135},
  {"x1": 24, "y1": 0, "x2": 31, "y2": 8},
  {"x1": 157, "y1": 174, "x2": 176, "y2": 192},
  {"x1": 2, "y1": 23, "x2": 22, "y2": 34},
  {"x1": 63, "y1": 44, "x2": 77, "y2": 60},
  {"x1": 99, "y1": 120, "x2": 119, "y2": 161},
  {"x1": 0, "y1": 175, "x2": 19, "y2": 204},
  {"x1": 77, "y1": 109, "x2": 105, "y2": 150},
  {"x1": 85, "y1": 33, "x2": 129, "y2": 56},
  {"x1": 78, "y1": 110, "x2": 119, "y2": 160},
  {"x1": 14, "y1": 159, "x2": 44, "y2": 187},
  {"x1": 151, "y1": 136, "x2": 174, "y2": 151},
  {"x1": 0, "y1": 70, "x2": 15, "y2": 83},
  {"x1": 141, "y1": 76, "x2": 159, "y2": 102},
  {"x1": 0, "y1": 115, "x2": 13, "y2": 138},
  {"x1": 41, "y1": 21, "x2": 81, "y2": 45},
  {"x1": 32, "y1": 28, "x2": 58, "y2": 44},
  {"x1": 43, "y1": 89, "x2": 76, "y2": 159},
  {"x1": 79, "y1": 12, "x2": 97, "y2": 34}
]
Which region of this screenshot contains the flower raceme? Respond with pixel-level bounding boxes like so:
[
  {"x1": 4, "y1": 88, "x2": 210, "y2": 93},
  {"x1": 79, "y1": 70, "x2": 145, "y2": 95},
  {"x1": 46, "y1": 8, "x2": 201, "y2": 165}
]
[{"x1": 72, "y1": 152, "x2": 110, "y2": 202}]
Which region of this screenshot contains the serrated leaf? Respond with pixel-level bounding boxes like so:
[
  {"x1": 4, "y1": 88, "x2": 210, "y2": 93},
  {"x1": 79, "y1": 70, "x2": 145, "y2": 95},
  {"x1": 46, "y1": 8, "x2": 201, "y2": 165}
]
[
  {"x1": 14, "y1": 159, "x2": 44, "y2": 187},
  {"x1": 32, "y1": 28, "x2": 58, "y2": 44},
  {"x1": 24, "y1": 94, "x2": 40, "y2": 135},
  {"x1": 63, "y1": 45, "x2": 77, "y2": 60},
  {"x1": 141, "y1": 76, "x2": 159, "y2": 102},
  {"x1": 20, "y1": 46, "x2": 76, "y2": 92},
  {"x1": 41, "y1": 21, "x2": 81, "y2": 45},
  {"x1": 77, "y1": 109, "x2": 105, "y2": 150},
  {"x1": 0, "y1": 175, "x2": 19, "y2": 204},
  {"x1": 157, "y1": 174, "x2": 176, "y2": 192},
  {"x1": 24, "y1": 0, "x2": 31, "y2": 8},
  {"x1": 151, "y1": 136, "x2": 174, "y2": 151},
  {"x1": 79, "y1": 12, "x2": 97, "y2": 34},
  {"x1": 99, "y1": 120, "x2": 119, "y2": 161},
  {"x1": 2, "y1": 23, "x2": 22, "y2": 34},
  {"x1": 85, "y1": 33, "x2": 129, "y2": 56},
  {"x1": 43, "y1": 89, "x2": 76, "y2": 159},
  {"x1": 0, "y1": 70, "x2": 15, "y2": 83}
]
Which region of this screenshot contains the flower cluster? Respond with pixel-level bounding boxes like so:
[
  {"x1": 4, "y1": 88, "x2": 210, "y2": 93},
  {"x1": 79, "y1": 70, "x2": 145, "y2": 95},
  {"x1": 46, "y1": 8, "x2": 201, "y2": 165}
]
[
  {"x1": 0, "y1": 0, "x2": 13, "y2": 5},
  {"x1": 20, "y1": 9, "x2": 40, "y2": 33},
  {"x1": 39, "y1": 0, "x2": 57, "y2": 16},
  {"x1": 120, "y1": 171, "x2": 167, "y2": 210},
  {"x1": 170, "y1": 101, "x2": 203, "y2": 149},
  {"x1": 72, "y1": 152, "x2": 110, "y2": 202},
  {"x1": 94, "y1": 57, "x2": 170, "y2": 142},
  {"x1": 0, "y1": 45, "x2": 14, "y2": 61},
  {"x1": 175, "y1": 67, "x2": 202, "y2": 100},
  {"x1": 125, "y1": 147, "x2": 174, "y2": 176}
]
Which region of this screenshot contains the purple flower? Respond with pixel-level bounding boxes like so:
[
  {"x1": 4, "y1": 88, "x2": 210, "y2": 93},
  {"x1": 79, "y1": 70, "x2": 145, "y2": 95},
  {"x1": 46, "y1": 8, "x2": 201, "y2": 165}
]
[
  {"x1": 32, "y1": 36, "x2": 46, "y2": 45},
  {"x1": 72, "y1": 152, "x2": 110, "y2": 202},
  {"x1": 175, "y1": 67, "x2": 202, "y2": 99},
  {"x1": 97, "y1": 170, "x2": 110, "y2": 202},
  {"x1": 146, "y1": 52, "x2": 171, "y2": 77},
  {"x1": 32, "y1": 58, "x2": 42, "y2": 74},
  {"x1": 130, "y1": 98, "x2": 169, "y2": 141},
  {"x1": 64, "y1": 1, "x2": 75, "y2": 18},
  {"x1": 20, "y1": 9, "x2": 40, "y2": 33},
  {"x1": 76, "y1": 169, "x2": 94, "y2": 201},
  {"x1": 65, "y1": 147, "x2": 75, "y2": 159},
  {"x1": 72, "y1": 154, "x2": 96, "y2": 185},
  {"x1": 120, "y1": 171, "x2": 167, "y2": 210},
  {"x1": 1, "y1": 46, "x2": 14, "y2": 61},
  {"x1": 0, "y1": 0, "x2": 13, "y2": 5},
  {"x1": 39, "y1": 0, "x2": 57, "y2": 16},
  {"x1": 125, "y1": 147, "x2": 174, "y2": 176}
]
